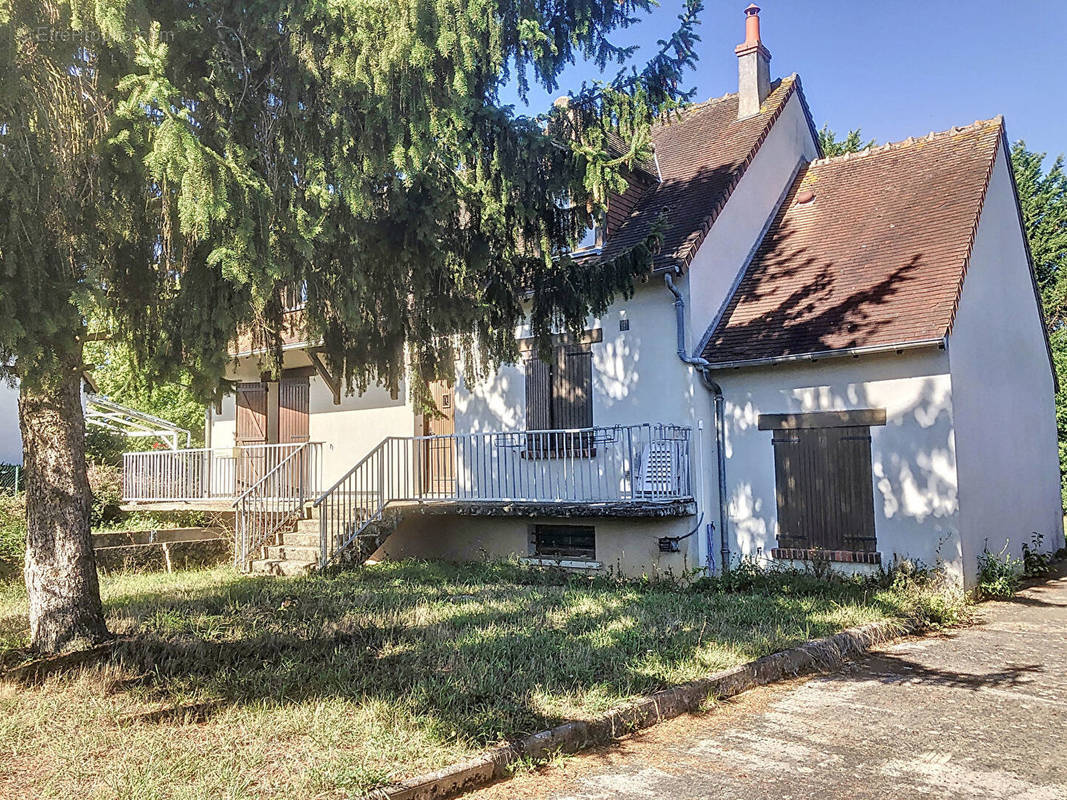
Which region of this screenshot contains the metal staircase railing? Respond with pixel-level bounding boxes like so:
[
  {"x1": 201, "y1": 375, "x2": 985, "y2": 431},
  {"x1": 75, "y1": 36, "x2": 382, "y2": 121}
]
[
  {"x1": 234, "y1": 442, "x2": 322, "y2": 570},
  {"x1": 313, "y1": 437, "x2": 393, "y2": 569},
  {"x1": 313, "y1": 423, "x2": 692, "y2": 569}
]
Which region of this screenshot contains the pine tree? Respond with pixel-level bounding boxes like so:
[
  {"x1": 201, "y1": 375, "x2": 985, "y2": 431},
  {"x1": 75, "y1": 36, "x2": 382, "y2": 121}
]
[
  {"x1": 0, "y1": 0, "x2": 702, "y2": 652},
  {"x1": 817, "y1": 124, "x2": 874, "y2": 157},
  {"x1": 1011, "y1": 141, "x2": 1067, "y2": 501},
  {"x1": 1012, "y1": 142, "x2": 1067, "y2": 323}
]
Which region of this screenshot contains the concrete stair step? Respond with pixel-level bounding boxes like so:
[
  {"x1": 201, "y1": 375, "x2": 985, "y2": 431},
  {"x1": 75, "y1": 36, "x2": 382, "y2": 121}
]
[
  {"x1": 295, "y1": 518, "x2": 320, "y2": 533},
  {"x1": 283, "y1": 531, "x2": 319, "y2": 548},
  {"x1": 250, "y1": 558, "x2": 316, "y2": 576},
  {"x1": 265, "y1": 544, "x2": 320, "y2": 562}
]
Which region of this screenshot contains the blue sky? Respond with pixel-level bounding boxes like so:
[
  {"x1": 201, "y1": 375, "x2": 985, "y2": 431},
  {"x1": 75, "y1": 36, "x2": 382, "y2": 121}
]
[{"x1": 503, "y1": 0, "x2": 1067, "y2": 163}]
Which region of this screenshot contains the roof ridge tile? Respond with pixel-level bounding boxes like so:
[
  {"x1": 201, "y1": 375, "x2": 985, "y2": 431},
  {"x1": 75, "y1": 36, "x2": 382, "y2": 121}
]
[
  {"x1": 701, "y1": 110, "x2": 1005, "y2": 368},
  {"x1": 808, "y1": 116, "x2": 1004, "y2": 168}
]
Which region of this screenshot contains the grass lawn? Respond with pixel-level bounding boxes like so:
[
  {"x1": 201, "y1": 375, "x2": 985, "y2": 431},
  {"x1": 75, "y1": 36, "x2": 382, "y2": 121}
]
[{"x1": 0, "y1": 560, "x2": 962, "y2": 799}]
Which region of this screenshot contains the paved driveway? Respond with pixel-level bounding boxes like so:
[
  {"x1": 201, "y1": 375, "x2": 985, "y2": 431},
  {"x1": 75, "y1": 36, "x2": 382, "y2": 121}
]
[{"x1": 468, "y1": 568, "x2": 1067, "y2": 800}]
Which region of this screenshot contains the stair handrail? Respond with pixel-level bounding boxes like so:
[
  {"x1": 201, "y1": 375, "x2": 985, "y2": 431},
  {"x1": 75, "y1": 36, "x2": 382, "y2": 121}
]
[
  {"x1": 233, "y1": 441, "x2": 318, "y2": 570},
  {"x1": 311, "y1": 436, "x2": 392, "y2": 507},
  {"x1": 312, "y1": 436, "x2": 396, "y2": 569},
  {"x1": 232, "y1": 441, "x2": 316, "y2": 505}
]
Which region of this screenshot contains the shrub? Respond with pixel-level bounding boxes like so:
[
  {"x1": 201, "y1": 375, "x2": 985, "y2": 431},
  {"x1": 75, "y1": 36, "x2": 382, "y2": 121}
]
[
  {"x1": 884, "y1": 559, "x2": 969, "y2": 629},
  {"x1": 88, "y1": 463, "x2": 124, "y2": 529},
  {"x1": 689, "y1": 556, "x2": 768, "y2": 594},
  {"x1": 85, "y1": 425, "x2": 127, "y2": 468},
  {"x1": 1021, "y1": 533, "x2": 1054, "y2": 579},
  {"x1": 0, "y1": 493, "x2": 26, "y2": 581},
  {"x1": 976, "y1": 545, "x2": 1022, "y2": 599}
]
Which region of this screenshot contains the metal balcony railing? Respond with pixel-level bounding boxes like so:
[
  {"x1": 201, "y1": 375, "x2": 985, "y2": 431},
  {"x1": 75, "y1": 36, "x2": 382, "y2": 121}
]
[
  {"x1": 314, "y1": 423, "x2": 692, "y2": 567},
  {"x1": 122, "y1": 442, "x2": 324, "y2": 503}
]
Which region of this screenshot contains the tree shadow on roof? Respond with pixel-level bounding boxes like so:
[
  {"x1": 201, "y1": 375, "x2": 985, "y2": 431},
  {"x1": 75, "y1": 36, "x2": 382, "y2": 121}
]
[{"x1": 705, "y1": 219, "x2": 928, "y2": 362}]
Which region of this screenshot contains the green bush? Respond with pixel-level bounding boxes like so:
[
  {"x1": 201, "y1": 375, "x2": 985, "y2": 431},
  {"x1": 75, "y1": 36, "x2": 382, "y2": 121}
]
[
  {"x1": 685, "y1": 554, "x2": 969, "y2": 629},
  {"x1": 96, "y1": 508, "x2": 211, "y2": 532},
  {"x1": 884, "y1": 559, "x2": 969, "y2": 629},
  {"x1": 88, "y1": 463, "x2": 124, "y2": 529},
  {"x1": 690, "y1": 556, "x2": 768, "y2": 594},
  {"x1": 85, "y1": 425, "x2": 128, "y2": 468},
  {"x1": 0, "y1": 493, "x2": 26, "y2": 581},
  {"x1": 976, "y1": 545, "x2": 1022, "y2": 599},
  {"x1": 1022, "y1": 533, "x2": 1054, "y2": 578}
]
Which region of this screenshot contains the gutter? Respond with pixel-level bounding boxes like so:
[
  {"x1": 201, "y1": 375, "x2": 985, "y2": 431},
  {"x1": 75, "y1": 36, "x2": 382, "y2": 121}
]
[
  {"x1": 664, "y1": 273, "x2": 731, "y2": 572},
  {"x1": 702, "y1": 337, "x2": 947, "y2": 372}
]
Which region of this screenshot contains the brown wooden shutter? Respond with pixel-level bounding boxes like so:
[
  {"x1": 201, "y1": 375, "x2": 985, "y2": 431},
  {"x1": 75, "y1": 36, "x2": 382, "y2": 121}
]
[
  {"x1": 525, "y1": 356, "x2": 552, "y2": 430},
  {"x1": 279, "y1": 377, "x2": 310, "y2": 443},
  {"x1": 236, "y1": 382, "x2": 268, "y2": 444},
  {"x1": 553, "y1": 346, "x2": 593, "y2": 430},
  {"x1": 772, "y1": 426, "x2": 876, "y2": 552},
  {"x1": 835, "y1": 427, "x2": 877, "y2": 552}
]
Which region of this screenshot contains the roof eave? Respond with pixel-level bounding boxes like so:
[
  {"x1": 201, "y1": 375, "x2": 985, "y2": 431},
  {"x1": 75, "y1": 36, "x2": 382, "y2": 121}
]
[
  {"x1": 997, "y1": 124, "x2": 1060, "y2": 393},
  {"x1": 702, "y1": 337, "x2": 947, "y2": 371}
]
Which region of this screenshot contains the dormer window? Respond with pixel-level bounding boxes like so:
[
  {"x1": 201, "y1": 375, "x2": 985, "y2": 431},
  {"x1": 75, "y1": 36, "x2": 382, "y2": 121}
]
[
  {"x1": 557, "y1": 195, "x2": 603, "y2": 254},
  {"x1": 575, "y1": 219, "x2": 602, "y2": 252}
]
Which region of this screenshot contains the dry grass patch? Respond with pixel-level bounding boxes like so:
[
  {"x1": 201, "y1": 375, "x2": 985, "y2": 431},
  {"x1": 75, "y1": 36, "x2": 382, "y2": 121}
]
[{"x1": 0, "y1": 559, "x2": 963, "y2": 798}]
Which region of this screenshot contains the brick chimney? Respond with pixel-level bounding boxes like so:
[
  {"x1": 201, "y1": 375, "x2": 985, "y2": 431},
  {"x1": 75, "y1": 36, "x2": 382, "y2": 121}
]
[{"x1": 735, "y1": 4, "x2": 771, "y2": 119}]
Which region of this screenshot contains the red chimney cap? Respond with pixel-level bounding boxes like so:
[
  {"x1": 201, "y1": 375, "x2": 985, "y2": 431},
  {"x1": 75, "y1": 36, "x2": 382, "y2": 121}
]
[{"x1": 737, "y1": 3, "x2": 764, "y2": 51}]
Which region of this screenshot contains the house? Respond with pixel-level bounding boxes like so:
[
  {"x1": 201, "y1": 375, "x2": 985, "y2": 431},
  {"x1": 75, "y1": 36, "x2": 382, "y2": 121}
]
[
  {"x1": 0, "y1": 382, "x2": 20, "y2": 466},
  {"x1": 0, "y1": 377, "x2": 191, "y2": 474},
  {"x1": 121, "y1": 5, "x2": 1063, "y2": 586}
]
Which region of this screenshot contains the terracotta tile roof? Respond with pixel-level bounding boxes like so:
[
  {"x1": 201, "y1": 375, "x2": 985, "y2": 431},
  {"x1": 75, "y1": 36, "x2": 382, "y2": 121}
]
[
  {"x1": 700, "y1": 117, "x2": 1005, "y2": 367},
  {"x1": 604, "y1": 131, "x2": 660, "y2": 184},
  {"x1": 598, "y1": 74, "x2": 816, "y2": 271}
]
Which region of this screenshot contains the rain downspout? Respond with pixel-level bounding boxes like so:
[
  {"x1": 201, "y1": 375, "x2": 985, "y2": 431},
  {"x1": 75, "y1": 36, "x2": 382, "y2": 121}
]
[{"x1": 665, "y1": 272, "x2": 731, "y2": 572}]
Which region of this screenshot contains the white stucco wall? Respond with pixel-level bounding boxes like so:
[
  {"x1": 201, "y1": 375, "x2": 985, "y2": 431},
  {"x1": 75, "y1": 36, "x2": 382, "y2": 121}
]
[
  {"x1": 947, "y1": 144, "x2": 1064, "y2": 574},
  {"x1": 376, "y1": 513, "x2": 700, "y2": 577},
  {"x1": 212, "y1": 350, "x2": 417, "y2": 488},
  {"x1": 455, "y1": 280, "x2": 704, "y2": 433},
  {"x1": 0, "y1": 382, "x2": 21, "y2": 465},
  {"x1": 687, "y1": 89, "x2": 820, "y2": 353},
  {"x1": 714, "y1": 350, "x2": 963, "y2": 580},
  {"x1": 451, "y1": 278, "x2": 717, "y2": 568}
]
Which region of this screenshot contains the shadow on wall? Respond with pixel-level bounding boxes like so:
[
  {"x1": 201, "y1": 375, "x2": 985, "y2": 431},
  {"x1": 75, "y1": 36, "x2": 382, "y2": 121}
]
[
  {"x1": 456, "y1": 294, "x2": 701, "y2": 429},
  {"x1": 456, "y1": 336, "x2": 656, "y2": 430},
  {"x1": 702, "y1": 218, "x2": 970, "y2": 571},
  {"x1": 457, "y1": 157, "x2": 757, "y2": 430},
  {"x1": 215, "y1": 377, "x2": 407, "y2": 427},
  {"x1": 726, "y1": 367, "x2": 962, "y2": 575},
  {"x1": 307, "y1": 379, "x2": 407, "y2": 414}
]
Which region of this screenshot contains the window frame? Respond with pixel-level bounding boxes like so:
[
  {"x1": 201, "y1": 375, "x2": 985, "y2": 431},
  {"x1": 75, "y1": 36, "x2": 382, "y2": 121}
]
[
  {"x1": 529, "y1": 524, "x2": 597, "y2": 561},
  {"x1": 556, "y1": 195, "x2": 604, "y2": 255}
]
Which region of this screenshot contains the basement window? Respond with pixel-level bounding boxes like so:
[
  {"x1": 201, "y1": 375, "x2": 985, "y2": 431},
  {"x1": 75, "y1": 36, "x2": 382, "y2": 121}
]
[{"x1": 530, "y1": 524, "x2": 596, "y2": 561}]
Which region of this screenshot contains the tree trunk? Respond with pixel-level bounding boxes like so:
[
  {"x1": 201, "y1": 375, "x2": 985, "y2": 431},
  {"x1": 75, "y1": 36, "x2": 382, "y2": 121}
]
[{"x1": 19, "y1": 366, "x2": 110, "y2": 654}]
